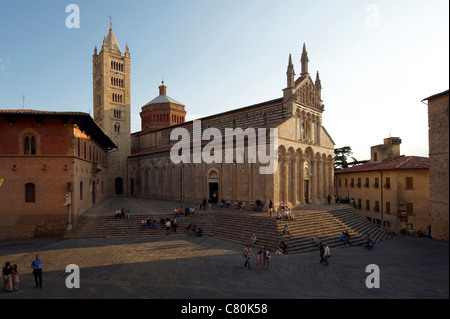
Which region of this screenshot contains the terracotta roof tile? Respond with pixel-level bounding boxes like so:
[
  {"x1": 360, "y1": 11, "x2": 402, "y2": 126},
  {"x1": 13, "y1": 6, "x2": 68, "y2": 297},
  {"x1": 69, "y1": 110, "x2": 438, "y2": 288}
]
[{"x1": 335, "y1": 156, "x2": 429, "y2": 174}]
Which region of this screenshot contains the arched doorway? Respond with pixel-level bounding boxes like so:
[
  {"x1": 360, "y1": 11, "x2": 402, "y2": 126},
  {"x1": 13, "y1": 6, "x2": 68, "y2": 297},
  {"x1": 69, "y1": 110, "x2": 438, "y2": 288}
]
[
  {"x1": 207, "y1": 169, "x2": 219, "y2": 203},
  {"x1": 115, "y1": 177, "x2": 123, "y2": 195}
]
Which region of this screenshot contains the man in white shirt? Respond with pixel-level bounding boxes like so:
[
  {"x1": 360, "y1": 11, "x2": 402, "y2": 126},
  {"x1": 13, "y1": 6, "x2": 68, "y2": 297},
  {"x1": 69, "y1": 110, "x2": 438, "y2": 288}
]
[{"x1": 323, "y1": 244, "x2": 330, "y2": 265}]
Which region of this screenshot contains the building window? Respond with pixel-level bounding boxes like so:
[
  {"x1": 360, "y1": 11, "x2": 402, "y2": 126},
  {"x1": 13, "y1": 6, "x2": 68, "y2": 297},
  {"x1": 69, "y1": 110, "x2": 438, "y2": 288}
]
[
  {"x1": 80, "y1": 182, "x2": 83, "y2": 200},
  {"x1": 384, "y1": 177, "x2": 391, "y2": 189},
  {"x1": 374, "y1": 201, "x2": 380, "y2": 212},
  {"x1": 374, "y1": 152, "x2": 378, "y2": 162},
  {"x1": 406, "y1": 203, "x2": 414, "y2": 216},
  {"x1": 345, "y1": 178, "x2": 348, "y2": 188},
  {"x1": 25, "y1": 183, "x2": 35, "y2": 203},
  {"x1": 357, "y1": 199, "x2": 362, "y2": 209},
  {"x1": 24, "y1": 135, "x2": 36, "y2": 155},
  {"x1": 357, "y1": 178, "x2": 361, "y2": 188},
  {"x1": 365, "y1": 200, "x2": 370, "y2": 210},
  {"x1": 373, "y1": 177, "x2": 379, "y2": 188},
  {"x1": 386, "y1": 202, "x2": 391, "y2": 214},
  {"x1": 350, "y1": 178, "x2": 354, "y2": 188},
  {"x1": 406, "y1": 177, "x2": 414, "y2": 189},
  {"x1": 338, "y1": 178, "x2": 342, "y2": 188},
  {"x1": 114, "y1": 123, "x2": 121, "y2": 134}
]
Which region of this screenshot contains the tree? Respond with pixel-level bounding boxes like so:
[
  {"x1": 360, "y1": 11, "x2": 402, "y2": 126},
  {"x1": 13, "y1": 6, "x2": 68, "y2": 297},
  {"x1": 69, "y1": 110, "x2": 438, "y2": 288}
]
[{"x1": 334, "y1": 146, "x2": 369, "y2": 170}]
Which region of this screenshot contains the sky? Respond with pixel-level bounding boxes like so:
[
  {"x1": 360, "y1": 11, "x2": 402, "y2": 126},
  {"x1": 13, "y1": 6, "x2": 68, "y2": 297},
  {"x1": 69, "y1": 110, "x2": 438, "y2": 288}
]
[{"x1": 0, "y1": 0, "x2": 448, "y2": 161}]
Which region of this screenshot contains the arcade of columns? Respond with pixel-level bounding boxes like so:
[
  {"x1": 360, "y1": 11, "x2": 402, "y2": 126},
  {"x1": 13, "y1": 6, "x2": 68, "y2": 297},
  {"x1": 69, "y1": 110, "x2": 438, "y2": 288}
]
[{"x1": 276, "y1": 107, "x2": 334, "y2": 207}]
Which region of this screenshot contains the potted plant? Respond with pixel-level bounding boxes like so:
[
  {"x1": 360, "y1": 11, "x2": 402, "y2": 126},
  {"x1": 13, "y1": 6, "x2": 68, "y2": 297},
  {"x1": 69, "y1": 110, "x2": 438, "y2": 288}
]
[{"x1": 400, "y1": 228, "x2": 408, "y2": 236}]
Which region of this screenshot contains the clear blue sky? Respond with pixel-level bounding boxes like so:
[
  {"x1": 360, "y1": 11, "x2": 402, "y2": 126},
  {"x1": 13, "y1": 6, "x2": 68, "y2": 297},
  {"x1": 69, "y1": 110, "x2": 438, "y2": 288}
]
[{"x1": 0, "y1": 0, "x2": 448, "y2": 161}]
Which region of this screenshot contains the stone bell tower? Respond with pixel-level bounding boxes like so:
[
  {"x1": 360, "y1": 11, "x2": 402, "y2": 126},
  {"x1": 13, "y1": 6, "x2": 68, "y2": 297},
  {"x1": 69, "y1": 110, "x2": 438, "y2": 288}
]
[{"x1": 92, "y1": 23, "x2": 131, "y2": 196}]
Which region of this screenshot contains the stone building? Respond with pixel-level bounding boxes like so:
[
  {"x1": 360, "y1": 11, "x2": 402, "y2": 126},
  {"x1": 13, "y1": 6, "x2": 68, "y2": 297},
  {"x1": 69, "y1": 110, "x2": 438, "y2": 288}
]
[
  {"x1": 92, "y1": 25, "x2": 131, "y2": 197},
  {"x1": 0, "y1": 110, "x2": 116, "y2": 241},
  {"x1": 335, "y1": 138, "x2": 430, "y2": 234},
  {"x1": 128, "y1": 45, "x2": 336, "y2": 208},
  {"x1": 422, "y1": 89, "x2": 449, "y2": 240}
]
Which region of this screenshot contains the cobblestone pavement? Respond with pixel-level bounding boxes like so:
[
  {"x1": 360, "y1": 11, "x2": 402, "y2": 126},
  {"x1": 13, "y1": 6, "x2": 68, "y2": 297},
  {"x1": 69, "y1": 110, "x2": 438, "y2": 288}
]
[{"x1": 0, "y1": 199, "x2": 448, "y2": 302}]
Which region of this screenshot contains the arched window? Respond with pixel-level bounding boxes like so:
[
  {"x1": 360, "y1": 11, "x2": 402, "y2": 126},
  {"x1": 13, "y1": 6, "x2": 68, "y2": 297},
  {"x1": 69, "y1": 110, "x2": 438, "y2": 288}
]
[
  {"x1": 24, "y1": 134, "x2": 36, "y2": 155},
  {"x1": 25, "y1": 183, "x2": 35, "y2": 203}
]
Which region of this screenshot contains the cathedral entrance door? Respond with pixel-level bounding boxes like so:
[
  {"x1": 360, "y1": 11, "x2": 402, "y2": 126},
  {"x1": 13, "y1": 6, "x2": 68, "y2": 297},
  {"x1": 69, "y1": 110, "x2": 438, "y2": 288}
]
[
  {"x1": 209, "y1": 183, "x2": 218, "y2": 204},
  {"x1": 304, "y1": 180, "x2": 309, "y2": 204}
]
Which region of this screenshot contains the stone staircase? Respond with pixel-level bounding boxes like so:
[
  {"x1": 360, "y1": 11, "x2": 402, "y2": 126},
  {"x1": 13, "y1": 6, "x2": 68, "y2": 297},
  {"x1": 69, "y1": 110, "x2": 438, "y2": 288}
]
[
  {"x1": 64, "y1": 213, "x2": 212, "y2": 239},
  {"x1": 282, "y1": 206, "x2": 391, "y2": 254},
  {"x1": 64, "y1": 205, "x2": 391, "y2": 254}
]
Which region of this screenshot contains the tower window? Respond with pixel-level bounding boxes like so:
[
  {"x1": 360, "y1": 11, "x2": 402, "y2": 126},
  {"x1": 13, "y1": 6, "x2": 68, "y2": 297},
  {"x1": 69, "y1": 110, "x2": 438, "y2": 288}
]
[{"x1": 24, "y1": 135, "x2": 36, "y2": 155}]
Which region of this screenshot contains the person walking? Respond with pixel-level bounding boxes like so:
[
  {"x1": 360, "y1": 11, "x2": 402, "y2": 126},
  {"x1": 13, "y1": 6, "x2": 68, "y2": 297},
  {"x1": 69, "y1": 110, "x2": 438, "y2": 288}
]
[
  {"x1": 263, "y1": 245, "x2": 270, "y2": 270},
  {"x1": 2, "y1": 262, "x2": 13, "y2": 292},
  {"x1": 320, "y1": 243, "x2": 330, "y2": 266},
  {"x1": 172, "y1": 218, "x2": 177, "y2": 233},
  {"x1": 242, "y1": 244, "x2": 254, "y2": 270},
  {"x1": 31, "y1": 254, "x2": 43, "y2": 289},
  {"x1": 12, "y1": 264, "x2": 19, "y2": 291}
]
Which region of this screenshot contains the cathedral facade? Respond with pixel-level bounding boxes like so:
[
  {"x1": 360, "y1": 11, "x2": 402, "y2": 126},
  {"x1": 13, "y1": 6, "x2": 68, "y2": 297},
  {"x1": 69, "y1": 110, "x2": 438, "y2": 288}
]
[{"x1": 126, "y1": 44, "x2": 335, "y2": 208}]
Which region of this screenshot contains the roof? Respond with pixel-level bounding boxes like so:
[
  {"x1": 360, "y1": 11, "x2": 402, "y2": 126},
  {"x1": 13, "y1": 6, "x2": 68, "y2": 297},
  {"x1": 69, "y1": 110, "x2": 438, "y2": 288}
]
[
  {"x1": 133, "y1": 97, "x2": 284, "y2": 136},
  {"x1": 0, "y1": 109, "x2": 117, "y2": 150},
  {"x1": 422, "y1": 89, "x2": 449, "y2": 102},
  {"x1": 144, "y1": 94, "x2": 184, "y2": 106},
  {"x1": 104, "y1": 27, "x2": 122, "y2": 53},
  {"x1": 335, "y1": 156, "x2": 429, "y2": 174}
]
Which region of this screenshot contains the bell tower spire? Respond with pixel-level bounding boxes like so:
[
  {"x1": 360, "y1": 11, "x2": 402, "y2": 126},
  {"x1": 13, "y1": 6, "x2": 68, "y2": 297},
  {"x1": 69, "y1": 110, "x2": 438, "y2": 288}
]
[
  {"x1": 301, "y1": 43, "x2": 309, "y2": 76},
  {"x1": 287, "y1": 54, "x2": 296, "y2": 88}
]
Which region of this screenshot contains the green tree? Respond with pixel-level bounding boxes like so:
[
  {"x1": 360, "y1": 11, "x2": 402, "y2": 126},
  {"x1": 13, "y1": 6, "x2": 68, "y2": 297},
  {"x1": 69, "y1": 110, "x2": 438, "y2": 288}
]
[{"x1": 334, "y1": 146, "x2": 369, "y2": 170}]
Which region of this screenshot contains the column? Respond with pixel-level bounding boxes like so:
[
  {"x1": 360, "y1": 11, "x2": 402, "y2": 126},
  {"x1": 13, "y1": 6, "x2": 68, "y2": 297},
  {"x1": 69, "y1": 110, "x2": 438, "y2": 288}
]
[
  {"x1": 292, "y1": 155, "x2": 297, "y2": 205},
  {"x1": 299, "y1": 157, "x2": 305, "y2": 204},
  {"x1": 318, "y1": 158, "x2": 323, "y2": 201},
  {"x1": 311, "y1": 158, "x2": 317, "y2": 203}
]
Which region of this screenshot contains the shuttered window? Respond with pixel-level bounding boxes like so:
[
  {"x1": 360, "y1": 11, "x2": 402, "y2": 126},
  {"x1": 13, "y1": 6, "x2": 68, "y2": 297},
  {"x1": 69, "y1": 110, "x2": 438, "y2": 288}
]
[{"x1": 25, "y1": 183, "x2": 35, "y2": 203}]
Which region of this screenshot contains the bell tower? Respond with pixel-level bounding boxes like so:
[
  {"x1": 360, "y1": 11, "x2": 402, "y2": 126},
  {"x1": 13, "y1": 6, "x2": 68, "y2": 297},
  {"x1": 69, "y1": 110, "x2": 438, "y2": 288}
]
[{"x1": 92, "y1": 23, "x2": 131, "y2": 196}]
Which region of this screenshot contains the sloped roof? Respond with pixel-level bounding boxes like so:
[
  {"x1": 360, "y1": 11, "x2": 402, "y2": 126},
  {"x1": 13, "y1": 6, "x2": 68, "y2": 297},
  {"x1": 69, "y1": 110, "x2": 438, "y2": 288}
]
[
  {"x1": 335, "y1": 156, "x2": 429, "y2": 174},
  {"x1": 144, "y1": 94, "x2": 184, "y2": 106},
  {"x1": 0, "y1": 109, "x2": 116, "y2": 150},
  {"x1": 105, "y1": 27, "x2": 121, "y2": 53}
]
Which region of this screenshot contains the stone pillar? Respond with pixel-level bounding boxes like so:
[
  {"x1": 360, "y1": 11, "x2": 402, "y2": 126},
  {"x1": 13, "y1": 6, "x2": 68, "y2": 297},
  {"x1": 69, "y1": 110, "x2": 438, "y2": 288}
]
[
  {"x1": 318, "y1": 158, "x2": 323, "y2": 201},
  {"x1": 292, "y1": 155, "x2": 298, "y2": 205},
  {"x1": 299, "y1": 157, "x2": 305, "y2": 204},
  {"x1": 311, "y1": 158, "x2": 317, "y2": 203},
  {"x1": 283, "y1": 156, "x2": 288, "y2": 203}
]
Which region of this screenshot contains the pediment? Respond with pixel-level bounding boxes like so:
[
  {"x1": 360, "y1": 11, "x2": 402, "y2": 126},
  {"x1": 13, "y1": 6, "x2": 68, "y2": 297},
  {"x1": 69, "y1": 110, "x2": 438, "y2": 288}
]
[{"x1": 293, "y1": 76, "x2": 323, "y2": 111}]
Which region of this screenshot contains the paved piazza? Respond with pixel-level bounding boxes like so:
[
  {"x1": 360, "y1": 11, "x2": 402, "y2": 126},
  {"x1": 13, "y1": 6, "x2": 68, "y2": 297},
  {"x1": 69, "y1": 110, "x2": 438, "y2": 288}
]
[{"x1": 0, "y1": 198, "x2": 448, "y2": 302}]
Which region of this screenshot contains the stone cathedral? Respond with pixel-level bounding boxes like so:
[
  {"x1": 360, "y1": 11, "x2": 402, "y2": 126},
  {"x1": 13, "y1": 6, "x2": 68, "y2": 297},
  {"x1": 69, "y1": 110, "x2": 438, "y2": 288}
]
[{"x1": 94, "y1": 26, "x2": 335, "y2": 208}]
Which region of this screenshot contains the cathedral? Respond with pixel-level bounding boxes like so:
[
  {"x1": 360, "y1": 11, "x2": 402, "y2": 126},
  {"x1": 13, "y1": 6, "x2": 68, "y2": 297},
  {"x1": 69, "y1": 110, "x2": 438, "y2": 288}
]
[
  {"x1": 0, "y1": 25, "x2": 335, "y2": 240},
  {"x1": 89, "y1": 25, "x2": 335, "y2": 207}
]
